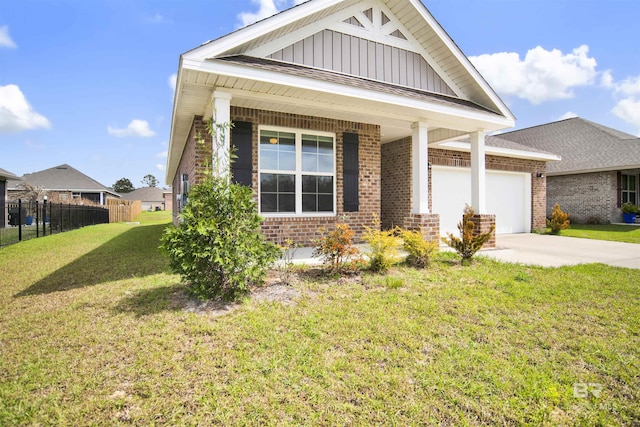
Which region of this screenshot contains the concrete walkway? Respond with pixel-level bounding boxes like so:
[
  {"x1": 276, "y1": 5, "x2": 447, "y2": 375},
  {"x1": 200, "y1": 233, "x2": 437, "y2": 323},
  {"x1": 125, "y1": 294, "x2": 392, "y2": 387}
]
[
  {"x1": 481, "y1": 233, "x2": 640, "y2": 269},
  {"x1": 286, "y1": 235, "x2": 640, "y2": 270}
]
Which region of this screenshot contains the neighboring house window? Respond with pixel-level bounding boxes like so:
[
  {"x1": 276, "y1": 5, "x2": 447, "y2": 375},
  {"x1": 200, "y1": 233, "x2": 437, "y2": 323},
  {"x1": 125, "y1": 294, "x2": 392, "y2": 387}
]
[
  {"x1": 181, "y1": 174, "x2": 189, "y2": 209},
  {"x1": 259, "y1": 127, "x2": 335, "y2": 215},
  {"x1": 72, "y1": 192, "x2": 81, "y2": 199},
  {"x1": 621, "y1": 173, "x2": 637, "y2": 205}
]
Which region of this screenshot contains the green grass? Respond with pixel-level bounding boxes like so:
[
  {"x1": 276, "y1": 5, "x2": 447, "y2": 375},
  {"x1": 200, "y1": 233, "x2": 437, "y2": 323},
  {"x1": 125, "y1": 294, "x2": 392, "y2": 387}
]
[
  {"x1": 558, "y1": 224, "x2": 640, "y2": 244},
  {"x1": 1, "y1": 214, "x2": 638, "y2": 425}
]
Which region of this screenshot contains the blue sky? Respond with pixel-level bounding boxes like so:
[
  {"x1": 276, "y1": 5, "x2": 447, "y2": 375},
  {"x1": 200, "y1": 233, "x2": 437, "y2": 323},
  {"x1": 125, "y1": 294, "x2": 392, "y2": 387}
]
[{"x1": 1, "y1": 0, "x2": 639, "y2": 189}]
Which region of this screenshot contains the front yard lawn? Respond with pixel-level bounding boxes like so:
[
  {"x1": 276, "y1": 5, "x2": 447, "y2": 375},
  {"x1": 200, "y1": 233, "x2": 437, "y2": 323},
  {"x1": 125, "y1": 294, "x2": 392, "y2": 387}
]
[
  {"x1": 559, "y1": 224, "x2": 640, "y2": 244},
  {"x1": 1, "y1": 213, "x2": 638, "y2": 425}
]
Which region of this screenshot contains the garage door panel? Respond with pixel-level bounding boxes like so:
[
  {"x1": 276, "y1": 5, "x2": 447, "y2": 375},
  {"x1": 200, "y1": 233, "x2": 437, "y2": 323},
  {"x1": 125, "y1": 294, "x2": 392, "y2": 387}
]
[{"x1": 432, "y1": 167, "x2": 531, "y2": 236}]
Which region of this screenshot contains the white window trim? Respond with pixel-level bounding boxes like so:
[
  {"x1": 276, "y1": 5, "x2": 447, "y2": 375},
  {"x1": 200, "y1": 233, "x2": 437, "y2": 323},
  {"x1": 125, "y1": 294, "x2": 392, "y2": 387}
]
[
  {"x1": 258, "y1": 125, "x2": 337, "y2": 217},
  {"x1": 621, "y1": 173, "x2": 638, "y2": 205}
]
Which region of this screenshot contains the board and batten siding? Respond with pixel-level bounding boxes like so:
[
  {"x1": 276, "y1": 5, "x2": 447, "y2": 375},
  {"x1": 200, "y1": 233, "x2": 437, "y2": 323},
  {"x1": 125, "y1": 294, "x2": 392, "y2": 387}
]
[{"x1": 268, "y1": 29, "x2": 456, "y2": 96}]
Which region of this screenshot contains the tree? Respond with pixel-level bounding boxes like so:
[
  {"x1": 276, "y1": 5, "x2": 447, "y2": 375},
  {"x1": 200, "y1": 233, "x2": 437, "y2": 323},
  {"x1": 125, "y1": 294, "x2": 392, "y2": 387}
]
[
  {"x1": 141, "y1": 174, "x2": 159, "y2": 188},
  {"x1": 113, "y1": 178, "x2": 134, "y2": 193}
]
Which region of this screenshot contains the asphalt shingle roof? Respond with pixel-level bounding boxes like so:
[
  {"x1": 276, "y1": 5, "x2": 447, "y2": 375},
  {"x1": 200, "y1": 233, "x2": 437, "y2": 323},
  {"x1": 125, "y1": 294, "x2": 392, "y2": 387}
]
[
  {"x1": 7, "y1": 164, "x2": 116, "y2": 194},
  {"x1": 215, "y1": 55, "x2": 502, "y2": 117},
  {"x1": 0, "y1": 168, "x2": 20, "y2": 181},
  {"x1": 496, "y1": 117, "x2": 640, "y2": 174},
  {"x1": 119, "y1": 187, "x2": 165, "y2": 202}
]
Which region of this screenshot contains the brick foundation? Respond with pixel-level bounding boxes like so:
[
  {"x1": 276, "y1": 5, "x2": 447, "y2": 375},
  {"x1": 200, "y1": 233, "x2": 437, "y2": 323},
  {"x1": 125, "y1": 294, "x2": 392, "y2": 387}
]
[
  {"x1": 469, "y1": 214, "x2": 496, "y2": 249},
  {"x1": 403, "y1": 214, "x2": 440, "y2": 242}
]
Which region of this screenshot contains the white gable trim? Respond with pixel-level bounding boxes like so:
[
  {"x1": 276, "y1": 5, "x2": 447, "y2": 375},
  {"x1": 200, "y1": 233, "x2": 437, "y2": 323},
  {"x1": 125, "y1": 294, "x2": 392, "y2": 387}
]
[
  {"x1": 436, "y1": 140, "x2": 561, "y2": 162},
  {"x1": 183, "y1": 0, "x2": 344, "y2": 61},
  {"x1": 245, "y1": 0, "x2": 465, "y2": 98},
  {"x1": 407, "y1": 0, "x2": 514, "y2": 122}
]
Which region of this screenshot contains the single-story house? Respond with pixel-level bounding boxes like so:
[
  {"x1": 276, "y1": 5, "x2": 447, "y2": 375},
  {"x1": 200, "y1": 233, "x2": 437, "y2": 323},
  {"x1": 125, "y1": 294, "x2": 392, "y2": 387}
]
[
  {"x1": 120, "y1": 187, "x2": 167, "y2": 211},
  {"x1": 7, "y1": 164, "x2": 120, "y2": 206},
  {"x1": 163, "y1": 189, "x2": 173, "y2": 213},
  {"x1": 1, "y1": 168, "x2": 21, "y2": 228},
  {"x1": 497, "y1": 117, "x2": 640, "y2": 224},
  {"x1": 166, "y1": 0, "x2": 559, "y2": 246}
]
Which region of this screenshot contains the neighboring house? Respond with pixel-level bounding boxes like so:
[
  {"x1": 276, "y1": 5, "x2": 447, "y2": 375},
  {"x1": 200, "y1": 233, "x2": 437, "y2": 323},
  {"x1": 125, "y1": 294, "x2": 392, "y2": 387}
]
[
  {"x1": 497, "y1": 117, "x2": 640, "y2": 224},
  {"x1": 166, "y1": 0, "x2": 558, "y2": 245},
  {"x1": 163, "y1": 188, "x2": 173, "y2": 213},
  {"x1": 7, "y1": 164, "x2": 120, "y2": 206},
  {"x1": 120, "y1": 187, "x2": 166, "y2": 211},
  {"x1": 0, "y1": 168, "x2": 21, "y2": 228}
]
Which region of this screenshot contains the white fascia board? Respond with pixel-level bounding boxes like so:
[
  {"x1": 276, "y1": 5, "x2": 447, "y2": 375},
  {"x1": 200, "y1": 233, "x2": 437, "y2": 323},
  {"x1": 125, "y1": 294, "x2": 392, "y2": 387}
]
[
  {"x1": 408, "y1": 0, "x2": 515, "y2": 123},
  {"x1": 182, "y1": 58, "x2": 515, "y2": 129},
  {"x1": 547, "y1": 164, "x2": 640, "y2": 176},
  {"x1": 436, "y1": 141, "x2": 561, "y2": 162},
  {"x1": 183, "y1": 0, "x2": 344, "y2": 61},
  {"x1": 166, "y1": 58, "x2": 185, "y2": 184}
]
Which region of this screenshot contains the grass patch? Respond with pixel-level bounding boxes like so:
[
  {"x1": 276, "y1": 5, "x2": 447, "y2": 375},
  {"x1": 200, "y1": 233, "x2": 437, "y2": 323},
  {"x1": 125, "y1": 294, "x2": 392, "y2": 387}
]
[
  {"x1": 558, "y1": 224, "x2": 640, "y2": 244},
  {"x1": 1, "y1": 216, "x2": 638, "y2": 425}
]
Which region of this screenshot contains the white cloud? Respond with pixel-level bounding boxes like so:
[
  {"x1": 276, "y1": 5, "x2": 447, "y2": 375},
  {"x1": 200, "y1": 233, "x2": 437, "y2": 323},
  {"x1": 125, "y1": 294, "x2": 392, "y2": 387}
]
[
  {"x1": 156, "y1": 150, "x2": 168, "y2": 158},
  {"x1": 557, "y1": 111, "x2": 578, "y2": 121},
  {"x1": 0, "y1": 84, "x2": 51, "y2": 133},
  {"x1": 237, "y1": 0, "x2": 307, "y2": 27},
  {"x1": 0, "y1": 25, "x2": 17, "y2": 48},
  {"x1": 168, "y1": 73, "x2": 177, "y2": 92},
  {"x1": 470, "y1": 45, "x2": 598, "y2": 104},
  {"x1": 612, "y1": 98, "x2": 640, "y2": 135},
  {"x1": 603, "y1": 72, "x2": 640, "y2": 134},
  {"x1": 145, "y1": 13, "x2": 172, "y2": 24},
  {"x1": 156, "y1": 163, "x2": 166, "y2": 171},
  {"x1": 108, "y1": 119, "x2": 156, "y2": 138}
]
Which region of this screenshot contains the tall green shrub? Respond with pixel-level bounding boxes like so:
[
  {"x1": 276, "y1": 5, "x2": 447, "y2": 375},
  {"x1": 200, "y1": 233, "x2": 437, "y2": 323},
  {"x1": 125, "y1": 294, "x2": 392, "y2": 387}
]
[
  {"x1": 160, "y1": 116, "x2": 279, "y2": 300},
  {"x1": 161, "y1": 176, "x2": 280, "y2": 300}
]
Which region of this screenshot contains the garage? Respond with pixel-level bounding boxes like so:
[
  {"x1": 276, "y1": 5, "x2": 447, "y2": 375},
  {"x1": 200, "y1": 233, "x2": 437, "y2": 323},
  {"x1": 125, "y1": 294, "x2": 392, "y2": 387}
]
[{"x1": 432, "y1": 166, "x2": 531, "y2": 236}]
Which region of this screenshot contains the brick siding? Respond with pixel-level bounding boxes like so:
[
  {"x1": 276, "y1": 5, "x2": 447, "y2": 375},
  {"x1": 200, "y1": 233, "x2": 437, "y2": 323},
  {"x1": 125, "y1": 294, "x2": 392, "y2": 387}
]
[{"x1": 546, "y1": 172, "x2": 619, "y2": 224}]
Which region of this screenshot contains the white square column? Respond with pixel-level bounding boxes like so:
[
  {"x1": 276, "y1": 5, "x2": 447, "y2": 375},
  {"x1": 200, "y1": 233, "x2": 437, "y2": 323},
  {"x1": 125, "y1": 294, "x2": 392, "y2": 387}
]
[
  {"x1": 211, "y1": 90, "x2": 232, "y2": 177},
  {"x1": 411, "y1": 122, "x2": 429, "y2": 214},
  {"x1": 470, "y1": 130, "x2": 486, "y2": 214}
]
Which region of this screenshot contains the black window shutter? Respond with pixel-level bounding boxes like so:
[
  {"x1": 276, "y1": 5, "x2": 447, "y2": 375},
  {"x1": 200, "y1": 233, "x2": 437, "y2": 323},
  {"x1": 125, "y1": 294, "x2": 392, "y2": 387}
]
[
  {"x1": 616, "y1": 171, "x2": 622, "y2": 207},
  {"x1": 343, "y1": 132, "x2": 359, "y2": 212},
  {"x1": 231, "y1": 121, "x2": 253, "y2": 187}
]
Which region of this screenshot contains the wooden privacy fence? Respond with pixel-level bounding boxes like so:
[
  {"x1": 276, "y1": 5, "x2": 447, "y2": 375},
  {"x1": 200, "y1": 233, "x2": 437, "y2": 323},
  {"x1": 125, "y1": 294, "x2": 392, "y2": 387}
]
[{"x1": 107, "y1": 199, "x2": 142, "y2": 223}]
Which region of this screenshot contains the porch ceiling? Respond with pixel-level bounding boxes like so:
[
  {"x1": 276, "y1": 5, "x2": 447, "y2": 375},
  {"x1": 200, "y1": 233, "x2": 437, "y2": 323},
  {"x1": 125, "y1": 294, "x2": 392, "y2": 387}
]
[{"x1": 167, "y1": 58, "x2": 514, "y2": 182}]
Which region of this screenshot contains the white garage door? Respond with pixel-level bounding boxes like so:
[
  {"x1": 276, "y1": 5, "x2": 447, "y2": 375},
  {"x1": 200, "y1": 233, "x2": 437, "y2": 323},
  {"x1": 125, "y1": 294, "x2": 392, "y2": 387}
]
[{"x1": 432, "y1": 166, "x2": 531, "y2": 236}]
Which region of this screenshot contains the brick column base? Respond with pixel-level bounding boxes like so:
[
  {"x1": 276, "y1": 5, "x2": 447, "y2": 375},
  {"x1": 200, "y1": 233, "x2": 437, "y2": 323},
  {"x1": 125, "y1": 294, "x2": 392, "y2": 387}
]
[
  {"x1": 403, "y1": 214, "x2": 440, "y2": 242},
  {"x1": 470, "y1": 214, "x2": 496, "y2": 249}
]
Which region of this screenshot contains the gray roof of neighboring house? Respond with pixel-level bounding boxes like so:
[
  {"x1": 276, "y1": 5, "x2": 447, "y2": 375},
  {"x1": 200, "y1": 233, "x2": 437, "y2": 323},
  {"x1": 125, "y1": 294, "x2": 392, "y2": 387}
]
[
  {"x1": 7, "y1": 164, "x2": 119, "y2": 196},
  {"x1": 119, "y1": 187, "x2": 165, "y2": 202},
  {"x1": 496, "y1": 117, "x2": 640, "y2": 175},
  {"x1": 216, "y1": 55, "x2": 502, "y2": 116},
  {"x1": 0, "y1": 168, "x2": 21, "y2": 181},
  {"x1": 486, "y1": 135, "x2": 558, "y2": 156}
]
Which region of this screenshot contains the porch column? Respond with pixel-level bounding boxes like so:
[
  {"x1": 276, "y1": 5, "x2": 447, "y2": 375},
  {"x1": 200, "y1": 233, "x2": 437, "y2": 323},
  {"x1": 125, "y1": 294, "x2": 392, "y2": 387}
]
[
  {"x1": 211, "y1": 90, "x2": 232, "y2": 177},
  {"x1": 470, "y1": 130, "x2": 486, "y2": 214},
  {"x1": 411, "y1": 122, "x2": 429, "y2": 214}
]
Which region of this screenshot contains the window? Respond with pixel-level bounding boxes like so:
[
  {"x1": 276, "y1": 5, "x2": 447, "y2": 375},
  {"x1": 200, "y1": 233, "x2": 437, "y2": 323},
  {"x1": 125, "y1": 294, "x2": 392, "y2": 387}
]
[
  {"x1": 621, "y1": 173, "x2": 637, "y2": 205},
  {"x1": 259, "y1": 127, "x2": 335, "y2": 215},
  {"x1": 181, "y1": 173, "x2": 189, "y2": 209}
]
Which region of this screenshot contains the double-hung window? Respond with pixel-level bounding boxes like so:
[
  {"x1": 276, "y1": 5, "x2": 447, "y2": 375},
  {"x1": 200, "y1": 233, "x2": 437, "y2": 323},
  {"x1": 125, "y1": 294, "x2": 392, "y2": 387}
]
[
  {"x1": 259, "y1": 127, "x2": 336, "y2": 215},
  {"x1": 621, "y1": 173, "x2": 637, "y2": 205}
]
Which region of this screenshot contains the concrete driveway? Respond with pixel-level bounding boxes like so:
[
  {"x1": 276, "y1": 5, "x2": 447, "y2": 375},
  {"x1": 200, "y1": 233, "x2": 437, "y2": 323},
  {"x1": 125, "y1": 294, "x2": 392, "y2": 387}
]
[{"x1": 482, "y1": 233, "x2": 640, "y2": 269}]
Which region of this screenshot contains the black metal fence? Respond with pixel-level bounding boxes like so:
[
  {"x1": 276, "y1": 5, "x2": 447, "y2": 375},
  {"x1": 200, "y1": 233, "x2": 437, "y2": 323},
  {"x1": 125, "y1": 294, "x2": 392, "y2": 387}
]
[{"x1": 0, "y1": 200, "x2": 110, "y2": 248}]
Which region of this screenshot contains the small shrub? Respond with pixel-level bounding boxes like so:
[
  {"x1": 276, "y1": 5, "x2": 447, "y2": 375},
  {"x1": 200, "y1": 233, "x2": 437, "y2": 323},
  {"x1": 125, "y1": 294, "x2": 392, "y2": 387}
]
[
  {"x1": 442, "y1": 204, "x2": 495, "y2": 266},
  {"x1": 160, "y1": 176, "x2": 280, "y2": 301},
  {"x1": 313, "y1": 221, "x2": 362, "y2": 274},
  {"x1": 547, "y1": 203, "x2": 570, "y2": 234},
  {"x1": 277, "y1": 237, "x2": 298, "y2": 285},
  {"x1": 362, "y1": 215, "x2": 402, "y2": 273},
  {"x1": 401, "y1": 229, "x2": 439, "y2": 268}
]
